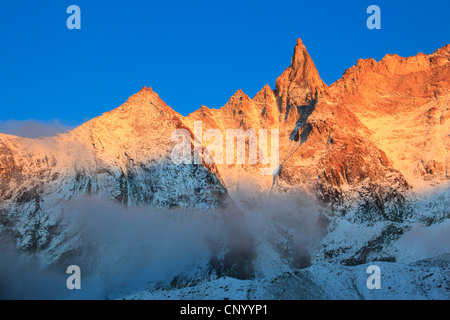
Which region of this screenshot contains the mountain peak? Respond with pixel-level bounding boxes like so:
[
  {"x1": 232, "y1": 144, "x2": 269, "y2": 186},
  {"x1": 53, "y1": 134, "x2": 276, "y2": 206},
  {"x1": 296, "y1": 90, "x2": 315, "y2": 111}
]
[
  {"x1": 262, "y1": 84, "x2": 272, "y2": 92},
  {"x1": 140, "y1": 85, "x2": 153, "y2": 92},
  {"x1": 228, "y1": 89, "x2": 251, "y2": 103},
  {"x1": 232, "y1": 88, "x2": 246, "y2": 96},
  {"x1": 291, "y1": 38, "x2": 308, "y2": 70},
  {"x1": 275, "y1": 38, "x2": 328, "y2": 112},
  {"x1": 253, "y1": 84, "x2": 275, "y2": 101},
  {"x1": 288, "y1": 38, "x2": 327, "y2": 92},
  {"x1": 121, "y1": 85, "x2": 158, "y2": 105}
]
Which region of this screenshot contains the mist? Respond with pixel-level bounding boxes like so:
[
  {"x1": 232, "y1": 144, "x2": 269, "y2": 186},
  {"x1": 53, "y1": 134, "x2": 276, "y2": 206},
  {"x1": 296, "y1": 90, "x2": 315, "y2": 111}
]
[
  {"x1": 396, "y1": 219, "x2": 450, "y2": 261},
  {"x1": 0, "y1": 192, "x2": 326, "y2": 299},
  {"x1": 2, "y1": 188, "x2": 448, "y2": 299},
  {"x1": 0, "y1": 119, "x2": 73, "y2": 138}
]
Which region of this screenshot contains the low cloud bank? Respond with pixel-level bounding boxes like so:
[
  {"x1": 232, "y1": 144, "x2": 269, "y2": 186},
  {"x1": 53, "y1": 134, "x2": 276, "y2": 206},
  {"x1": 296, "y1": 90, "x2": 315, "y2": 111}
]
[
  {"x1": 0, "y1": 119, "x2": 73, "y2": 138},
  {"x1": 0, "y1": 193, "x2": 325, "y2": 299},
  {"x1": 396, "y1": 220, "x2": 450, "y2": 261}
]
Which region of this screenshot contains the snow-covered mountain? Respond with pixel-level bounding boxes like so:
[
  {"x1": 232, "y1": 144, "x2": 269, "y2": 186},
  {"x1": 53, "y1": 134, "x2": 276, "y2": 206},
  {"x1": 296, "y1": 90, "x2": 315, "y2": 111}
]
[{"x1": 0, "y1": 39, "x2": 448, "y2": 300}]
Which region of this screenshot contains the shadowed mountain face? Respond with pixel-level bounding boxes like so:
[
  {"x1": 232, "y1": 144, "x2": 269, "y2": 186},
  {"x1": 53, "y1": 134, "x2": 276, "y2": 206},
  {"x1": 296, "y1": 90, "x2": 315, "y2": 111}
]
[{"x1": 0, "y1": 39, "x2": 449, "y2": 288}]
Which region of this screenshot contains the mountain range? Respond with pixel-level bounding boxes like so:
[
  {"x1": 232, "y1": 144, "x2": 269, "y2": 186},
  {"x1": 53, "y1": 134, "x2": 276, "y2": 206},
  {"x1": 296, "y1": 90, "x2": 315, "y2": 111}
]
[{"x1": 0, "y1": 38, "x2": 448, "y2": 299}]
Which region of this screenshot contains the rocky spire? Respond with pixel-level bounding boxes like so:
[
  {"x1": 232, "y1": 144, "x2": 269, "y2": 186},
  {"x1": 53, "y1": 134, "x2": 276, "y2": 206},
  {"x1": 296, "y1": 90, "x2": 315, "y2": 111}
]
[{"x1": 275, "y1": 38, "x2": 328, "y2": 111}]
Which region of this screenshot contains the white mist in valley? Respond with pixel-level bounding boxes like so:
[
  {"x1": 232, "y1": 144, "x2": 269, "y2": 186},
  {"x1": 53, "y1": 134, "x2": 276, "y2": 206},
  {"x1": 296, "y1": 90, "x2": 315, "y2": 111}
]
[
  {"x1": 0, "y1": 192, "x2": 326, "y2": 299},
  {"x1": 2, "y1": 188, "x2": 448, "y2": 300}
]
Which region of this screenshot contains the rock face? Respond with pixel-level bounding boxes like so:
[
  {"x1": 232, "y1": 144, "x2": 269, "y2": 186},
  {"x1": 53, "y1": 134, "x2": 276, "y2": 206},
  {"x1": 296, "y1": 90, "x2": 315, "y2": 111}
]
[
  {"x1": 185, "y1": 38, "x2": 414, "y2": 222},
  {"x1": 0, "y1": 87, "x2": 229, "y2": 257},
  {"x1": 331, "y1": 45, "x2": 450, "y2": 187},
  {"x1": 276, "y1": 38, "x2": 329, "y2": 113},
  {"x1": 0, "y1": 38, "x2": 449, "y2": 294}
]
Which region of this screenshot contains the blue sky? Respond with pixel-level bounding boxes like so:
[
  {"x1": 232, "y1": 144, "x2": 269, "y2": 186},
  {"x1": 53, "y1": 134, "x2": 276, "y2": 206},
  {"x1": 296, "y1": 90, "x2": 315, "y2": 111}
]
[{"x1": 0, "y1": 0, "x2": 449, "y2": 131}]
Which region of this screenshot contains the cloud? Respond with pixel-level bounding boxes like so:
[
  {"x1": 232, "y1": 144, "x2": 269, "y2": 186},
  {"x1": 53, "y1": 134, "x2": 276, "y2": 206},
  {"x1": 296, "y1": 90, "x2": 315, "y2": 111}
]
[
  {"x1": 396, "y1": 220, "x2": 450, "y2": 261},
  {"x1": 0, "y1": 197, "x2": 230, "y2": 299},
  {"x1": 0, "y1": 193, "x2": 325, "y2": 299},
  {"x1": 0, "y1": 119, "x2": 74, "y2": 138}
]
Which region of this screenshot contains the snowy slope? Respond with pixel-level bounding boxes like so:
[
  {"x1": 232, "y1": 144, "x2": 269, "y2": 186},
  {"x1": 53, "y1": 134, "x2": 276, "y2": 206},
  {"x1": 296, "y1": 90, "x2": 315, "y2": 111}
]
[{"x1": 122, "y1": 255, "x2": 449, "y2": 300}]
